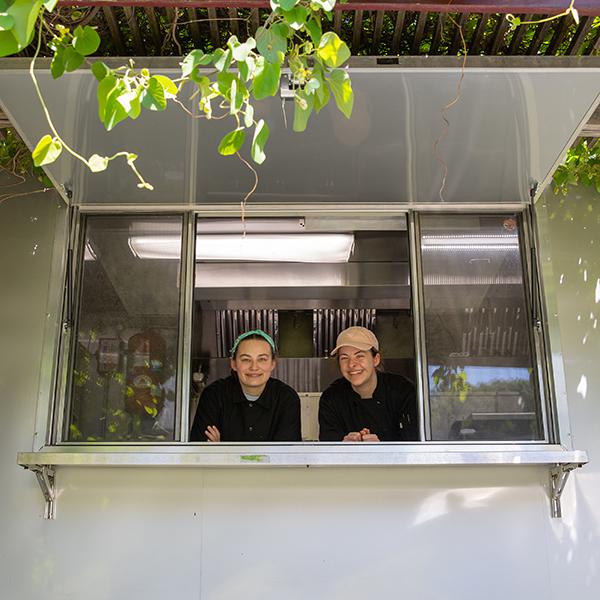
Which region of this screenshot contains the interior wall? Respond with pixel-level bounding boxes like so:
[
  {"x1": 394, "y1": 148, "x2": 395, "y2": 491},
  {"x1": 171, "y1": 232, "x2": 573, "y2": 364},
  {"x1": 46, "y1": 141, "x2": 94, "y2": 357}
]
[{"x1": 1, "y1": 179, "x2": 599, "y2": 599}]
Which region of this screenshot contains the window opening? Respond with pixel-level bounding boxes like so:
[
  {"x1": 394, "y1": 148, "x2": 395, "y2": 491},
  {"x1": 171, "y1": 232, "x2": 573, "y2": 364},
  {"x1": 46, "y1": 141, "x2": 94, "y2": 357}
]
[{"x1": 190, "y1": 217, "x2": 415, "y2": 441}]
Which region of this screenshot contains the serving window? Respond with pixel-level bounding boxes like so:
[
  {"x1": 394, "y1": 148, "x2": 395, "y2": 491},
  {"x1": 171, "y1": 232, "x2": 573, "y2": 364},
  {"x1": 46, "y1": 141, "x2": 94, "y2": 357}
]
[{"x1": 59, "y1": 211, "x2": 548, "y2": 445}]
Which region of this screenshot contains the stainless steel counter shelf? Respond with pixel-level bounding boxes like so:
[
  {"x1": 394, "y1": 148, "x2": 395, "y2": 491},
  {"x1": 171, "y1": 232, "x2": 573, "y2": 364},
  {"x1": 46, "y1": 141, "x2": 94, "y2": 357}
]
[{"x1": 18, "y1": 445, "x2": 588, "y2": 520}]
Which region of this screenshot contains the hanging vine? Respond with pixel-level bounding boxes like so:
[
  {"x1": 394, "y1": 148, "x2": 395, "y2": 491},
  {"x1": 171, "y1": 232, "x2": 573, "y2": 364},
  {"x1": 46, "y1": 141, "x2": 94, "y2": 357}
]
[{"x1": 0, "y1": 0, "x2": 354, "y2": 190}]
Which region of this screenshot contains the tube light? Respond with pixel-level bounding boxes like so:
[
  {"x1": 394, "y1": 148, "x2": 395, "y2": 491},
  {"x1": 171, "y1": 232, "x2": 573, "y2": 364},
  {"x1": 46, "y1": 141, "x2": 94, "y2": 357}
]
[{"x1": 128, "y1": 233, "x2": 354, "y2": 263}]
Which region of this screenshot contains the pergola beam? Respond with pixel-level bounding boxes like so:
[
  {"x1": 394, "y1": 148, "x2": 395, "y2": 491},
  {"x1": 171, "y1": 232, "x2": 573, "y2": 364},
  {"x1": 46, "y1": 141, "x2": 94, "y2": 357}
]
[{"x1": 57, "y1": 1, "x2": 600, "y2": 17}]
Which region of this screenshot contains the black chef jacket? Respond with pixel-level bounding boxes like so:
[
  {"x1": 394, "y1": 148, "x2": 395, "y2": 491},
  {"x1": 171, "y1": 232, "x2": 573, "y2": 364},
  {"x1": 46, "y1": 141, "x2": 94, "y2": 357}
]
[
  {"x1": 190, "y1": 375, "x2": 302, "y2": 442},
  {"x1": 318, "y1": 372, "x2": 419, "y2": 441}
]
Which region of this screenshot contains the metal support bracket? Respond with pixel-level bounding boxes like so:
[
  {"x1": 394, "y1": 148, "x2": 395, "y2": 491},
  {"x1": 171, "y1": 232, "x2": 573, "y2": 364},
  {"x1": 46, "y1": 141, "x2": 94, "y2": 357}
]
[
  {"x1": 27, "y1": 465, "x2": 56, "y2": 520},
  {"x1": 550, "y1": 463, "x2": 581, "y2": 518}
]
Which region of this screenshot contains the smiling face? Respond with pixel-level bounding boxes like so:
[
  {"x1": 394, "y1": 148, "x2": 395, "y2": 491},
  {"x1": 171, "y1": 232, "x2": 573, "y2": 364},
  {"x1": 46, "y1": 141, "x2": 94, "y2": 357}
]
[
  {"x1": 337, "y1": 346, "x2": 380, "y2": 398},
  {"x1": 230, "y1": 338, "x2": 276, "y2": 396}
]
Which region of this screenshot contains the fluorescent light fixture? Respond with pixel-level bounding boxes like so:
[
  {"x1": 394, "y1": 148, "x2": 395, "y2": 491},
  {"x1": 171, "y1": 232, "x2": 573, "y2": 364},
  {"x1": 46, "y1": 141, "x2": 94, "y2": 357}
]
[
  {"x1": 128, "y1": 233, "x2": 354, "y2": 263},
  {"x1": 421, "y1": 234, "x2": 519, "y2": 251}
]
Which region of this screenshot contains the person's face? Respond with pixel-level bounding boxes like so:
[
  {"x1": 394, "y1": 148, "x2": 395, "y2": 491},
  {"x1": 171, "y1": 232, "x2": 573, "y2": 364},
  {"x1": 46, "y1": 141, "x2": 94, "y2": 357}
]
[
  {"x1": 230, "y1": 339, "x2": 276, "y2": 395},
  {"x1": 337, "y1": 346, "x2": 380, "y2": 395}
]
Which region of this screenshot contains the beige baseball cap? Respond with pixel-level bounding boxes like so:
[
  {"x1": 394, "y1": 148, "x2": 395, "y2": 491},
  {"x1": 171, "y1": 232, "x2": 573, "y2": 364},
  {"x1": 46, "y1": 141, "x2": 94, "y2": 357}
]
[{"x1": 330, "y1": 326, "x2": 380, "y2": 356}]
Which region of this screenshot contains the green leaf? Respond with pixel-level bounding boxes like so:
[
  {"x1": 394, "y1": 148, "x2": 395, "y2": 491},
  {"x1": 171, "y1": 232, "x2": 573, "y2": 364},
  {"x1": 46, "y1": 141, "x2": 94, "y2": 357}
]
[
  {"x1": 50, "y1": 46, "x2": 65, "y2": 79},
  {"x1": 181, "y1": 49, "x2": 213, "y2": 77},
  {"x1": 252, "y1": 57, "x2": 281, "y2": 100},
  {"x1": 316, "y1": 32, "x2": 350, "y2": 68},
  {"x1": 273, "y1": 0, "x2": 299, "y2": 10},
  {"x1": 97, "y1": 74, "x2": 117, "y2": 122},
  {"x1": 141, "y1": 76, "x2": 167, "y2": 111},
  {"x1": 72, "y1": 25, "x2": 100, "y2": 56},
  {"x1": 251, "y1": 119, "x2": 269, "y2": 164},
  {"x1": 228, "y1": 34, "x2": 256, "y2": 62},
  {"x1": 213, "y1": 47, "x2": 232, "y2": 72},
  {"x1": 91, "y1": 61, "x2": 110, "y2": 82},
  {"x1": 153, "y1": 74, "x2": 178, "y2": 99},
  {"x1": 0, "y1": 0, "x2": 42, "y2": 55},
  {"x1": 243, "y1": 102, "x2": 254, "y2": 128},
  {"x1": 281, "y1": 6, "x2": 308, "y2": 30},
  {"x1": 43, "y1": 0, "x2": 58, "y2": 11},
  {"x1": 32, "y1": 134, "x2": 62, "y2": 166},
  {"x1": 256, "y1": 24, "x2": 288, "y2": 63},
  {"x1": 328, "y1": 68, "x2": 353, "y2": 118},
  {"x1": 0, "y1": 12, "x2": 14, "y2": 31},
  {"x1": 63, "y1": 46, "x2": 84, "y2": 72},
  {"x1": 104, "y1": 93, "x2": 128, "y2": 130},
  {"x1": 311, "y1": 0, "x2": 336, "y2": 10},
  {"x1": 304, "y1": 17, "x2": 322, "y2": 45},
  {"x1": 116, "y1": 90, "x2": 141, "y2": 119},
  {"x1": 293, "y1": 90, "x2": 314, "y2": 132},
  {"x1": 218, "y1": 128, "x2": 246, "y2": 156},
  {"x1": 88, "y1": 154, "x2": 108, "y2": 172}
]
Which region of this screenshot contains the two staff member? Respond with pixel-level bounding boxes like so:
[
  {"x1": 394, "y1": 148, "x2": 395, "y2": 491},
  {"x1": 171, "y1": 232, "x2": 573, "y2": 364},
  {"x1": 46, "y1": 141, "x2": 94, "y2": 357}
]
[{"x1": 191, "y1": 326, "x2": 418, "y2": 443}]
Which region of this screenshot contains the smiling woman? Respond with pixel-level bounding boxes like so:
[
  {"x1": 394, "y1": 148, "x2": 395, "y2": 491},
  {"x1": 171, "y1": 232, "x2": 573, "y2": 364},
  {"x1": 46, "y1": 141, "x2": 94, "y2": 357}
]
[{"x1": 189, "y1": 330, "x2": 302, "y2": 442}]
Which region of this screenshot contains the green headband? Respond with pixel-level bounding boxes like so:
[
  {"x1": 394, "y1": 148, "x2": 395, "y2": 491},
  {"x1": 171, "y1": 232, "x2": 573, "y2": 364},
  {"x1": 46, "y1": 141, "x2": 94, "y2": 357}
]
[{"x1": 230, "y1": 329, "x2": 276, "y2": 357}]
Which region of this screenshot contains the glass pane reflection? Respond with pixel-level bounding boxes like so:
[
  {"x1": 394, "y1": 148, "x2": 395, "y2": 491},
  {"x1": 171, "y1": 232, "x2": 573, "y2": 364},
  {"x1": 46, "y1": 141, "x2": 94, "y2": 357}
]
[
  {"x1": 67, "y1": 216, "x2": 182, "y2": 442},
  {"x1": 420, "y1": 214, "x2": 542, "y2": 441}
]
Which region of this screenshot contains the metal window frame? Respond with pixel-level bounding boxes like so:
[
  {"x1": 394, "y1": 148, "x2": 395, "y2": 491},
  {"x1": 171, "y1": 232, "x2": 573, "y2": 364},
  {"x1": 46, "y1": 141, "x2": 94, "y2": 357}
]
[
  {"x1": 21, "y1": 201, "x2": 586, "y2": 519},
  {"x1": 43, "y1": 202, "x2": 563, "y2": 446}
]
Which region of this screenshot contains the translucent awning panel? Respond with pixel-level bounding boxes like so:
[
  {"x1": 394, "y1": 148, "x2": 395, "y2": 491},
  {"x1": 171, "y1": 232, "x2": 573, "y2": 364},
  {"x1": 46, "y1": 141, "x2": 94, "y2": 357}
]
[{"x1": 0, "y1": 63, "x2": 598, "y2": 205}]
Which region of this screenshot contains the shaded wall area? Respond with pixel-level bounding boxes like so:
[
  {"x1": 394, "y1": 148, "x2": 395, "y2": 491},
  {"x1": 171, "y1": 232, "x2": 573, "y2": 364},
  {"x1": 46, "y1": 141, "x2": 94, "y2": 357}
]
[{"x1": 537, "y1": 187, "x2": 600, "y2": 598}]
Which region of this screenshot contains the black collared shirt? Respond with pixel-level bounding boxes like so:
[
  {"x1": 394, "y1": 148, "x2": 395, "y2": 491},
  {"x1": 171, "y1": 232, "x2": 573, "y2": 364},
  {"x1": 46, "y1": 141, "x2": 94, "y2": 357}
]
[
  {"x1": 318, "y1": 372, "x2": 419, "y2": 441},
  {"x1": 190, "y1": 376, "x2": 302, "y2": 442}
]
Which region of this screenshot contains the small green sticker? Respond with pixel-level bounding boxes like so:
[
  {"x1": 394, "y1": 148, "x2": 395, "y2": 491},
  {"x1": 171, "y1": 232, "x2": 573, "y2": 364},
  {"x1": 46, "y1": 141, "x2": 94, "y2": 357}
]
[{"x1": 240, "y1": 455, "x2": 269, "y2": 463}]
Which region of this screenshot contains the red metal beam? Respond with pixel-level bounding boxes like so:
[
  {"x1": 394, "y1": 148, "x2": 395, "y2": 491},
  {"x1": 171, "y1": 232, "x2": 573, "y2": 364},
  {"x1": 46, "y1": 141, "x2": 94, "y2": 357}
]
[{"x1": 56, "y1": 1, "x2": 600, "y2": 17}]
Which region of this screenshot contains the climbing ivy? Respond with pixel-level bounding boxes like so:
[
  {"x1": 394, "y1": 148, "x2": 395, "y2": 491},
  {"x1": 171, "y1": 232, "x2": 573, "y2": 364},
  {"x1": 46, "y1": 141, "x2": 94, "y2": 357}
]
[
  {"x1": 553, "y1": 139, "x2": 600, "y2": 196},
  {"x1": 0, "y1": 0, "x2": 354, "y2": 189}
]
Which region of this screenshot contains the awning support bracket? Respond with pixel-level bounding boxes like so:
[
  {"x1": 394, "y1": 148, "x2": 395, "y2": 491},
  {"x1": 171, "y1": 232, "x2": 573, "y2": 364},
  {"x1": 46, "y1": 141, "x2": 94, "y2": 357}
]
[
  {"x1": 550, "y1": 463, "x2": 581, "y2": 518},
  {"x1": 28, "y1": 465, "x2": 56, "y2": 520}
]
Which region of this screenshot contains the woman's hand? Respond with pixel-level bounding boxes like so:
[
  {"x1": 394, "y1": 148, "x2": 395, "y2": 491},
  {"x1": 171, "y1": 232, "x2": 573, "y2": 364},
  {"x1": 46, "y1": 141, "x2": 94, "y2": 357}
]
[{"x1": 205, "y1": 425, "x2": 221, "y2": 442}]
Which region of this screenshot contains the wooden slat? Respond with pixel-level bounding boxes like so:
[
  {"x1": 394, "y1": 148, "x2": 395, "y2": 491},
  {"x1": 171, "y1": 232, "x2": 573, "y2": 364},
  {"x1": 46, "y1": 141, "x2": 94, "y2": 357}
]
[
  {"x1": 143, "y1": 7, "x2": 162, "y2": 51},
  {"x1": 352, "y1": 10, "x2": 364, "y2": 53},
  {"x1": 566, "y1": 16, "x2": 593, "y2": 55},
  {"x1": 507, "y1": 14, "x2": 531, "y2": 54},
  {"x1": 449, "y1": 12, "x2": 469, "y2": 55},
  {"x1": 56, "y1": 1, "x2": 600, "y2": 17},
  {"x1": 102, "y1": 6, "x2": 127, "y2": 55},
  {"x1": 373, "y1": 10, "x2": 385, "y2": 51},
  {"x1": 123, "y1": 7, "x2": 145, "y2": 55},
  {"x1": 487, "y1": 13, "x2": 510, "y2": 54},
  {"x1": 526, "y1": 18, "x2": 552, "y2": 54},
  {"x1": 334, "y1": 10, "x2": 342, "y2": 36},
  {"x1": 411, "y1": 10, "x2": 428, "y2": 54},
  {"x1": 249, "y1": 8, "x2": 259, "y2": 35},
  {"x1": 391, "y1": 11, "x2": 406, "y2": 53},
  {"x1": 468, "y1": 13, "x2": 487, "y2": 55},
  {"x1": 207, "y1": 7, "x2": 220, "y2": 46},
  {"x1": 586, "y1": 26, "x2": 600, "y2": 55},
  {"x1": 228, "y1": 7, "x2": 239, "y2": 38},
  {"x1": 547, "y1": 15, "x2": 571, "y2": 55},
  {"x1": 430, "y1": 12, "x2": 446, "y2": 54},
  {"x1": 187, "y1": 8, "x2": 202, "y2": 46}
]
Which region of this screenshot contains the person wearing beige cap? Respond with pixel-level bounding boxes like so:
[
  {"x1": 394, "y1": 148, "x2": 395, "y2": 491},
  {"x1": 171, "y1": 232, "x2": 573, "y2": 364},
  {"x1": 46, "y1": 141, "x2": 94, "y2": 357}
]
[{"x1": 318, "y1": 326, "x2": 418, "y2": 442}]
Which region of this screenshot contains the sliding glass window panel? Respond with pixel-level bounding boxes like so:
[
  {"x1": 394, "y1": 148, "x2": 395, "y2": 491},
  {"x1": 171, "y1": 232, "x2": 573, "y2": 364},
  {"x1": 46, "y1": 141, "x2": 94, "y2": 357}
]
[
  {"x1": 66, "y1": 216, "x2": 183, "y2": 442},
  {"x1": 191, "y1": 217, "x2": 415, "y2": 441},
  {"x1": 420, "y1": 214, "x2": 543, "y2": 441}
]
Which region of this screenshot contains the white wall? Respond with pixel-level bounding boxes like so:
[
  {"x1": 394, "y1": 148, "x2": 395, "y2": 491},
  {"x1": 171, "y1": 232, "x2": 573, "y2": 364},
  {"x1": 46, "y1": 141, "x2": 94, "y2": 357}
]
[{"x1": 1, "y1": 185, "x2": 599, "y2": 600}]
